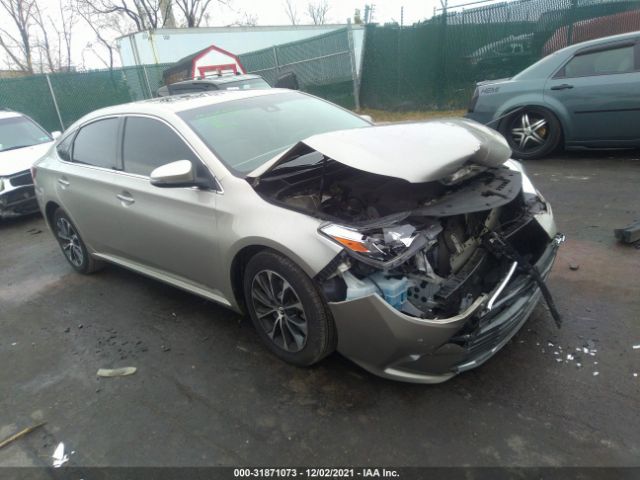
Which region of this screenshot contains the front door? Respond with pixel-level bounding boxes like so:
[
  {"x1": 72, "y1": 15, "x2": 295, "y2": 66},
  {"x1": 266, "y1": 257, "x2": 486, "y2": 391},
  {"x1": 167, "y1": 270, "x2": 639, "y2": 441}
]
[
  {"x1": 106, "y1": 115, "x2": 223, "y2": 296},
  {"x1": 545, "y1": 41, "x2": 640, "y2": 145}
]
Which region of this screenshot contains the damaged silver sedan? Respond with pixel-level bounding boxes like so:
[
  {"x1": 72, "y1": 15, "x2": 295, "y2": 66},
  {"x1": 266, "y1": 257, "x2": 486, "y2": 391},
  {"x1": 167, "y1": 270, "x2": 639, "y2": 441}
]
[{"x1": 33, "y1": 89, "x2": 563, "y2": 383}]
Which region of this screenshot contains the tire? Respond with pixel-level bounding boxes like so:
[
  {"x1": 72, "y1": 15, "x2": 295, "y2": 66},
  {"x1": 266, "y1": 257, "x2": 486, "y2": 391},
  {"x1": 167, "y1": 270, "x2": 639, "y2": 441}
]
[
  {"x1": 499, "y1": 107, "x2": 562, "y2": 160},
  {"x1": 243, "y1": 250, "x2": 336, "y2": 366},
  {"x1": 53, "y1": 208, "x2": 103, "y2": 274}
]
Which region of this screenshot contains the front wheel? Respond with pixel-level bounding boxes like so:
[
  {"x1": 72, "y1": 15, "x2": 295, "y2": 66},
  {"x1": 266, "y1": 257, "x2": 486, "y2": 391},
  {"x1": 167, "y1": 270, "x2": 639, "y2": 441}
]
[
  {"x1": 500, "y1": 107, "x2": 562, "y2": 160},
  {"x1": 243, "y1": 250, "x2": 336, "y2": 366}
]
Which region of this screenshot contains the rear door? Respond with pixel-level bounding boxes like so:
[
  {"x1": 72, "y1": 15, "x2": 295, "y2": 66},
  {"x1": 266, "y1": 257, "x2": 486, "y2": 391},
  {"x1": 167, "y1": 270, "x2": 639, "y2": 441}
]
[
  {"x1": 55, "y1": 116, "x2": 124, "y2": 254},
  {"x1": 105, "y1": 115, "x2": 223, "y2": 294},
  {"x1": 545, "y1": 40, "x2": 640, "y2": 145}
]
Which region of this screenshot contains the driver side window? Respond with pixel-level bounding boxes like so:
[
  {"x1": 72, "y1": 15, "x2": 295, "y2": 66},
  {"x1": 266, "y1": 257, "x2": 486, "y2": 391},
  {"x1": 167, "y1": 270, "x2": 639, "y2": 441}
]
[{"x1": 122, "y1": 117, "x2": 199, "y2": 176}]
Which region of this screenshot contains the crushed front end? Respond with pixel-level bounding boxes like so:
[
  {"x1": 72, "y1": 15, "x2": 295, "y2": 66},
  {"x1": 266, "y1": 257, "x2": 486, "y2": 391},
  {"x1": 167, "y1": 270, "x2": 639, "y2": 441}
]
[
  {"x1": 0, "y1": 170, "x2": 39, "y2": 218},
  {"x1": 251, "y1": 121, "x2": 563, "y2": 382}
]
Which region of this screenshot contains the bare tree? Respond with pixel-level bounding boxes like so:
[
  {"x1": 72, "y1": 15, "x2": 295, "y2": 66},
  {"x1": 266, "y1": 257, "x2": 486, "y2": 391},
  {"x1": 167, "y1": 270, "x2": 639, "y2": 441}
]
[
  {"x1": 75, "y1": 0, "x2": 174, "y2": 31},
  {"x1": 230, "y1": 10, "x2": 257, "y2": 26},
  {"x1": 34, "y1": 0, "x2": 77, "y2": 72},
  {"x1": 307, "y1": 0, "x2": 329, "y2": 25},
  {"x1": 159, "y1": 0, "x2": 176, "y2": 27},
  {"x1": 33, "y1": 3, "x2": 54, "y2": 72},
  {"x1": 74, "y1": 1, "x2": 129, "y2": 69},
  {"x1": 0, "y1": 0, "x2": 37, "y2": 73},
  {"x1": 59, "y1": 0, "x2": 76, "y2": 70},
  {"x1": 173, "y1": 0, "x2": 224, "y2": 28},
  {"x1": 283, "y1": 0, "x2": 298, "y2": 25}
]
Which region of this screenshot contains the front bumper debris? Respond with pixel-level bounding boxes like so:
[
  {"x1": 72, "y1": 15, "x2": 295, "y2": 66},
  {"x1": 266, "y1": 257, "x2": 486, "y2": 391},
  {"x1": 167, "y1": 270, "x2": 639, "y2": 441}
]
[
  {"x1": 328, "y1": 233, "x2": 564, "y2": 383},
  {"x1": 0, "y1": 185, "x2": 38, "y2": 218}
]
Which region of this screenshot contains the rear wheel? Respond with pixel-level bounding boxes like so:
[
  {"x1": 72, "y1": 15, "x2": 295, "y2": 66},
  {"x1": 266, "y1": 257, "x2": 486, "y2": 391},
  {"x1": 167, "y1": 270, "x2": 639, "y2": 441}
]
[
  {"x1": 53, "y1": 209, "x2": 103, "y2": 274},
  {"x1": 500, "y1": 107, "x2": 562, "y2": 160},
  {"x1": 243, "y1": 250, "x2": 336, "y2": 366}
]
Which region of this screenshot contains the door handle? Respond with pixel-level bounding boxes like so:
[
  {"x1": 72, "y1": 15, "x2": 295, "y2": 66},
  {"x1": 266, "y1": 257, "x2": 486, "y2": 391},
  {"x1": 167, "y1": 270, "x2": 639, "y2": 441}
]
[
  {"x1": 57, "y1": 178, "x2": 70, "y2": 187},
  {"x1": 116, "y1": 192, "x2": 135, "y2": 205},
  {"x1": 551, "y1": 84, "x2": 574, "y2": 90}
]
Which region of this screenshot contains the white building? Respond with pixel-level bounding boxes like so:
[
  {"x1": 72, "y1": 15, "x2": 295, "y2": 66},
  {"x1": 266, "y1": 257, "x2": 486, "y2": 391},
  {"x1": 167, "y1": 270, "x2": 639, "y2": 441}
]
[{"x1": 117, "y1": 24, "x2": 366, "y2": 73}]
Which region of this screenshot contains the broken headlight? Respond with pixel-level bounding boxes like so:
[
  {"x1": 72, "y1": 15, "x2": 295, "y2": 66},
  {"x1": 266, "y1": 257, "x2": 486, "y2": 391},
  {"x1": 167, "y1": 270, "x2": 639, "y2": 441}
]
[
  {"x1": 319, "y1": 223, "x2": 429, "y2": 269},
  {"x1": 440, "y1": 164, "x2": 487, "y2": 186}
]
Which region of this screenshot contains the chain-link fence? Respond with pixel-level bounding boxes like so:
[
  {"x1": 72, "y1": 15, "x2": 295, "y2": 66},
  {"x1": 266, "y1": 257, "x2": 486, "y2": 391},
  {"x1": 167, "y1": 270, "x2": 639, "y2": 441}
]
[
  {"x1": 360, "y1": 0, "x2": 640, "y2": 110},
  {"x1": 239, "y1": 27, "x2": 360, "y2": 109},
  {"x1": 0, "y1": 63, "x2": 172, "y2": 132}
]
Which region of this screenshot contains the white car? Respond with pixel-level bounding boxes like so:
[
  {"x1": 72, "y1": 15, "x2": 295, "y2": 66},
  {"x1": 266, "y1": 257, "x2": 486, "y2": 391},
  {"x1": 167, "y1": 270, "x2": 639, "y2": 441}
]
[{"x1": 0, "y1": 110, "x2": 59, "y2": 218}]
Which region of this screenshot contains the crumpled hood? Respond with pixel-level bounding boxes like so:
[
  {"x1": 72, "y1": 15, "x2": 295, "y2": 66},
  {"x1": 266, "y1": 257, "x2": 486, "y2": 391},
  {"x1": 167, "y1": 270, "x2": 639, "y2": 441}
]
[
  {"x1": 249, "y1": 118, "x2": 511, "y2": 183},
  {"x1": 0, "y1": 142, "x2": 53, "y2": 177}
]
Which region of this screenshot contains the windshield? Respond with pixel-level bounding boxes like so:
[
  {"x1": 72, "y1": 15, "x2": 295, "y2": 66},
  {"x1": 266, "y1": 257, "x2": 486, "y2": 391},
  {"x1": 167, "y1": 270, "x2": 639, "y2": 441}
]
[
  {"x1": 219, "y1": 78, "x2": 271, "y2": 91},
  {"x1": 0, "y1": 116, "x2": 51, "y2": 152},
  {"x1": 179, "y1": 91, "x2": 369, "y2": 175}
]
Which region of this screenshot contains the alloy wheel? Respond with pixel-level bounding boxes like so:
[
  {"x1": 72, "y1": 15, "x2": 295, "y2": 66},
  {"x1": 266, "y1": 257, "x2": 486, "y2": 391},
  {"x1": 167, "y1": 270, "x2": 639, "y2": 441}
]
[
  {"x1": 510, "y1": 112, "x2": 549, "y2": 151},
  {"x1": 56, "y1": 217, "x2": 84, "y2": 267},
  {"x1": 250, "y1": 269, "x2": 308, "y2": 353}
]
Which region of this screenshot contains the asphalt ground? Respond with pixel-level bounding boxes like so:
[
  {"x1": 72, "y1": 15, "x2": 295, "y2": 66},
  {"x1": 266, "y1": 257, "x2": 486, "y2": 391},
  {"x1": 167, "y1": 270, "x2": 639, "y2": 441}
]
[{"x1": 0, "y1": 151, "x2": 638, "y2": 467}]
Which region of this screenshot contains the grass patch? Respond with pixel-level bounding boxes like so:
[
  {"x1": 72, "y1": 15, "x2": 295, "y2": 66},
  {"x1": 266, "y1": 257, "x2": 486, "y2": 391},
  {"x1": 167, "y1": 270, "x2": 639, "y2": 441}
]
[{"x1": 359, "y1": 109, "x2": 467, "y2": 123}]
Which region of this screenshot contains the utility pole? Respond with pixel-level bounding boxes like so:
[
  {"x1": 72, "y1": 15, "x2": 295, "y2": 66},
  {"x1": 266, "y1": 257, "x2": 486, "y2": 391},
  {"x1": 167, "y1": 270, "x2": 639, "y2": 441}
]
[
  {"x1": 400, "y1": 6, "x2": 404, "y2": 28},
  {"x1": 160, "y1": 0, "x2": 176, "y2": 27}
]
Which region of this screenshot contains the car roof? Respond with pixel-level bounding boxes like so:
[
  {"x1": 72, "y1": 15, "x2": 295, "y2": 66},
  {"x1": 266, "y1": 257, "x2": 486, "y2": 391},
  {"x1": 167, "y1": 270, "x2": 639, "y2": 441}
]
[
  {"x1": 561, "y1": 30, "x2": 640, "y2": 53},
  {"x1": 0, "y1": 110, "x2": 23, "y2": 120},
  {"x1": 181, "y1": 74, "x2": 264, "y2": 85},
  {"x1": 514, "y1": 30, "x2": 640, "y2": 80},
  {"x1": 67, "y1": 88, "x2": 294, "y2": 127}
]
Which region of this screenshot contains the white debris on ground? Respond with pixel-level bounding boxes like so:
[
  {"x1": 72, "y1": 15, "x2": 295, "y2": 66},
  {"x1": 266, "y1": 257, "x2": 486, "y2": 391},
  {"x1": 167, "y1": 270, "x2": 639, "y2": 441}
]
[
  {"x1": 542, "y1": 339, "x2": 603, "y2": 375},
  {"x1": 52, "y1": 442, "x2": 69, "y2": 468},
  {"x1": 540, "y1": 340, "x2": 640, "y2": 380}
]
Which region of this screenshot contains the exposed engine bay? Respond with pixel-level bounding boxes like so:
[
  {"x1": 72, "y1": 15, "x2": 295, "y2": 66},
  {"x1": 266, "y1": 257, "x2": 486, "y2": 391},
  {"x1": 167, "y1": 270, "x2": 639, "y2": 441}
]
[{"x1": 252, "y1": 148, "x2": 557, "y2": 322}]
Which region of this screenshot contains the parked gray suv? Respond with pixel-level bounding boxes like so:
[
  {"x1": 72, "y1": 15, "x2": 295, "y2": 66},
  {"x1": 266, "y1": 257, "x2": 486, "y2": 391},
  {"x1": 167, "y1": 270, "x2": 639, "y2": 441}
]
[{"x1": 466, "y1": 31, "x2": 640, "y2": 159}]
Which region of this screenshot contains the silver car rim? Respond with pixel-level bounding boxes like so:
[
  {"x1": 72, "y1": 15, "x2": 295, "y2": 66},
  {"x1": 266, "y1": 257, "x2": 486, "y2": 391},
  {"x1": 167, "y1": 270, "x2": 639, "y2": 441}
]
[
  {"x1": 56, "y1": 218, "x2": 84, "y2": 267},
  {"x1": 510, "y1": 112, "x2": 548, "y2": 151},
  {"x1": 251, "y1": 269, "x2": 308, "y2": 353}
]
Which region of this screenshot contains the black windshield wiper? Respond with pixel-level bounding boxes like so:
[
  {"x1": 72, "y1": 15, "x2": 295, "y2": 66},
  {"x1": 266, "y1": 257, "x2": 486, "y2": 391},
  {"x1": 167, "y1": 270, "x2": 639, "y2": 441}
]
[{"x1": 0, "y1": 144, "x2": 34, "y2": 152}]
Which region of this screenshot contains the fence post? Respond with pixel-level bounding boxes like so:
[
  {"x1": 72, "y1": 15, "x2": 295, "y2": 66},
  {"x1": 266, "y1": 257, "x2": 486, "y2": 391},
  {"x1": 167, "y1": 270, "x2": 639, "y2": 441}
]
[
  {"x1": 272, "y1": 46, "x2": 280, "y2": 80},
  {"x1": 347, "y1": 21, "x2": 361, "y2": 111},
  {"x1": 566, "y1": 0, "x2": 579, "y2": 46},
  {"x1": 142, "y1": 65, "x2": 153, "y2": 98},
  {"x1": 435, "y1": 8, "x2": 448, "y2": 109},
  {"x1": 45, "y1": 74, "x2": 65, "y2": 131}
]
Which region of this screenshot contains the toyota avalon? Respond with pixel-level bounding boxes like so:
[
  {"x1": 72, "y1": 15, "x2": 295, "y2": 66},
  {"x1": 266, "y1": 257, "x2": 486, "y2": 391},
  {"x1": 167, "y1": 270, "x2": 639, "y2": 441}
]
[{"x1": 33, "y1": 89, "x2": 563, "y2": 383}]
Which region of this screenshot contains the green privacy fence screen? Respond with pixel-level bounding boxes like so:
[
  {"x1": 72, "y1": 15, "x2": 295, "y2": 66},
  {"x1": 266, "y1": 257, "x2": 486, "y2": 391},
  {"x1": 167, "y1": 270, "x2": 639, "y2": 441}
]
[
  {"x1": 359, "y1": 0, "x2": 640, "y2": 110},
  {"x1": 239, "y1": 27, "x2": 359, "y2": 109},
  {"x1": 0, "y1": 63, "x2": 172, "y2": 132},
  {"x1": 2, "y1": 0, "x2": 637, "y2": 128}
]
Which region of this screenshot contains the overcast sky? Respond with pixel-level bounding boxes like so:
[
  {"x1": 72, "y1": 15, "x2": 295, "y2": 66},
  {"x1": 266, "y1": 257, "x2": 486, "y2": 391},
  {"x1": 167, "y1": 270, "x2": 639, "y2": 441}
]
[{"x1": 2, "y1": 0, "x2": 502, "y2": 70}]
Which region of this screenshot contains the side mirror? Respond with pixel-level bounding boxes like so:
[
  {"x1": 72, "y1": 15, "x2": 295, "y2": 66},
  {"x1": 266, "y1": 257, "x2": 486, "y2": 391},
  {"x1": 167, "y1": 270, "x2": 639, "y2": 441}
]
[
  {"x1": 359, "y1": 114, "x2": 373, "y2": 123},
  {"x1": 150, "y1": 160, "x2": 197, "y2": 188},
  {"x1": 51, "y1": 131, "x2": 62, "y2": 139}
]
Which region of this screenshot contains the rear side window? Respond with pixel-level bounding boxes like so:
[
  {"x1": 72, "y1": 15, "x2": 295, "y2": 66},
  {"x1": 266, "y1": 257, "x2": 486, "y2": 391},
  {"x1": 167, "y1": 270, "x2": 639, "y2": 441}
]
[
  {"x1": 122, "y1": 117, "x2": 198, "y2": 176},
  {"x1": 56, "y1": 134, "x2": 73, "y2": 162},
  {"x1": 72, "y1": 118, "x2": 119, "y2": 169},
  {"x1": 561, "y1": 45, "x2": 635, "y2": 78}
]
